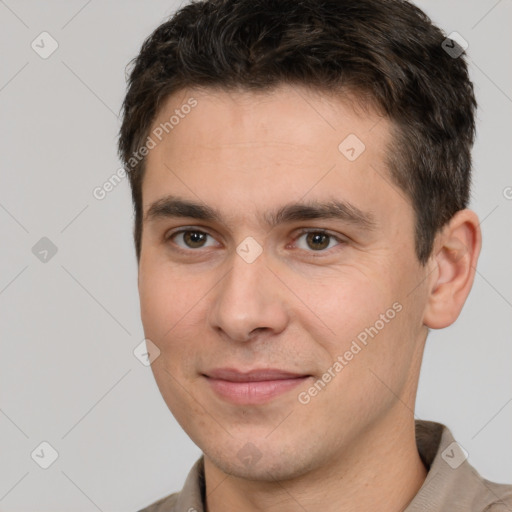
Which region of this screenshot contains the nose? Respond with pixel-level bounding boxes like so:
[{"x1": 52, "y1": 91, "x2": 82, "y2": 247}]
[{"x1": 207, "y1": 247, "x2": 289, "y2": 343}]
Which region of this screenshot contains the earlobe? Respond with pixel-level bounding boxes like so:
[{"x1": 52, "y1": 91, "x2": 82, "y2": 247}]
[{"x1": 423, "y1": 209, "x2": 482, "y2": 329}]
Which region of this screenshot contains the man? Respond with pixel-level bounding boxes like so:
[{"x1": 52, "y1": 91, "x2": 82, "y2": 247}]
[{"x1": 118, "y1": 0, "x2": 512, "y2": 510}]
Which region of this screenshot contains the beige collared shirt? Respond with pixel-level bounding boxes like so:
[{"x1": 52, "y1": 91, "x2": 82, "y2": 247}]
[{"x1": 138, "y1": 420, "x2": 512, "y2": 511}]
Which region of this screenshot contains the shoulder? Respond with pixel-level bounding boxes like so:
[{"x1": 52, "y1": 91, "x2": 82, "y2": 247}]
[
  {"x1": 136, "y1": 455, "x2": 205, "y2": 512},
  {"x1": 480, "y1": 479, "x2": 512, "y2": 511},
  {"x1": 136, "y1": 491, "x2": 179, "y2": 512},
  {"x1": 410, "y1": 420, "x2": 512, "y2": 512}
]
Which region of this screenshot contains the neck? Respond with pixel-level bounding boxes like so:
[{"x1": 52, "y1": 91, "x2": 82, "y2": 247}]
[{"x1": 203, "y1": 412, "x2": 427, "y2": 512}]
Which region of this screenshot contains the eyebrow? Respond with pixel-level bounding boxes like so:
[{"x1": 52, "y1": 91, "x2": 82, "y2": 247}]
[{"x1": 144, "y1": 194, "x2": 376, "y2": 230}]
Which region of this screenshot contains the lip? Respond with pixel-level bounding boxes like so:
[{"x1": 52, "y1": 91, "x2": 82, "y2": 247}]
[
  {"x1": 203, "y1": 368, "x2": 312, "y2": 404},
  {"x1": 205, "y1": 368, "x2": 308, "y2": 381}
]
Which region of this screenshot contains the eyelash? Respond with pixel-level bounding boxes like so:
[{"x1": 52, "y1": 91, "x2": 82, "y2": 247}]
[{"x1": 165, "y1": 227, "x2": 346, "y2": 257}]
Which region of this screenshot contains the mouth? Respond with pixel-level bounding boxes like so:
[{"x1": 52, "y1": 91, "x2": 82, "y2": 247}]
[{"x1": 202, "y1": 368, "x2": 312, "y2": 404}]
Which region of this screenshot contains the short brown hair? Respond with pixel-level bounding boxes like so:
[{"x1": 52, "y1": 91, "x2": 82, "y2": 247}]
[{"x1": 118, "y1": 0, "x2": 477, "y2": 264}]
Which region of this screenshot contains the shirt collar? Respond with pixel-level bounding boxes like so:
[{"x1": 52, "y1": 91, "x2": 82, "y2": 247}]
[{"x1": 168, "y1": 420, "x2": 509, "y2": 512}]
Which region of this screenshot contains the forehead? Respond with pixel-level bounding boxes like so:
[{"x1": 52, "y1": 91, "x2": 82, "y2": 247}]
[
  {"x1": 148, "y1": 85, "x2": 390, "y2": 156},
  {"x1": 141, "y1": 84, "x2": 407, "y2": 227}
]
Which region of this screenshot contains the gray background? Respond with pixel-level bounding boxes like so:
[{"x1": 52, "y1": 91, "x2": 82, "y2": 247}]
[{"x1": 0, "y1": 0, "x2": 511, "y2": 510}]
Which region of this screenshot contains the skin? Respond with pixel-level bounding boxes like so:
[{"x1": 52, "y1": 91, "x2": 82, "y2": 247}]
[{"x1": 137, "y1": 84, "x2": 481, "y2": 512}]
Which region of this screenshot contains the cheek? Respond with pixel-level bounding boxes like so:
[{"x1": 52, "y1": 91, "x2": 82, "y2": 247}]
[
  {"x1": 293, "y1": 277, "x2": 412, "y2": 423},
  {"x1": 139, "y1": 262, "x2": 200, "y2": 347},
  {"x1": 139, "y1": 265, "x2": 205, "y2": 414},
  {"x1": 139, "y1": 261, "x2": 218, "y2": 386},
  {"x1": 295, "y1": 269, "x2": 414, "y2": 395},
  {"x1": 298, "y1": 273, "x2": 393, "y2": 346},
  {"x1": 309, "y1": 273, "x2": 422, "y2": 402}
]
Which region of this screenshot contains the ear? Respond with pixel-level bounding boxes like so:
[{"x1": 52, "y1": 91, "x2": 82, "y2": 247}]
[{"x1": 423, "y1": 209, "x2": 482, "y2": 329}]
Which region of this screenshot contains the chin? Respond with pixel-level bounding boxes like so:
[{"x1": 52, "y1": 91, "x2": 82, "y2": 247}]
[{"x1": 205, "y1": 444, "x2": 315, "y2": 482}]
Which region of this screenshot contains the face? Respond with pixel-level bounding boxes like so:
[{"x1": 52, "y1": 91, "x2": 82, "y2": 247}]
[{"x1": 138, "y1": 85, "x2": 431, "y2": 480}]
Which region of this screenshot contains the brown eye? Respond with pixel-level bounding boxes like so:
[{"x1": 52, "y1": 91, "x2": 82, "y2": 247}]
[
  {"x1": 305, "y1": 232, "x2": 330, "y2": 251},
  {"x1": 182, "y1": 231, "x2": 207, "y2": 248},
  {"x1": 168, "y1": 229, "x2": 216, "y2": 250},
  {"x1": 294, "y1": 230, "x2": 344, "y2": 253}
]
